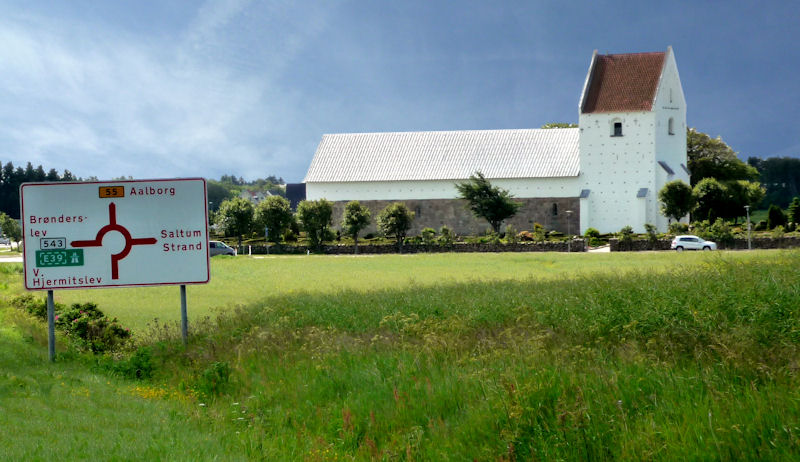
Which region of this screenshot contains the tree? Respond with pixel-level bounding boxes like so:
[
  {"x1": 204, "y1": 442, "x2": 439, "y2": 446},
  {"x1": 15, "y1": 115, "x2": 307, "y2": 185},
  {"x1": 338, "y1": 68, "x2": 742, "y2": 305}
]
[
  {"x1": 215, "y1": 197, "x2": 254, "y2": 247},
  {"x1": 767, "y1": 204, "x2": 787, "y2": 230},
  {"x1": 541, "y1": 122, "x2": 578, "y2": 129},
  {"x1": 788, "y1": 197, "x2": 800, "y2": 224},
  {"x1": 748, "y1": 157, "x2": 800, "y2": 208},
  {"x1": 377, "y1": 203, "x2": 414, "y2": 249},
  {"x1": 687, "y1": 128, "x2": 758, "y2": 185},
  {"x1": 0, "y1": 213, "x2": 21, "y2": 249},
  {"x1": 297, "y1": 199, "x2": 333, "y2": 250},
  {"x1": 341, "y1": 201, "x2": 371, "y2": 254},
  {"x1": 254, "y1": 196, "x2": 293, "y2": 244},
  {"x1": 658, "y1": 180, "x2": 696, "y2": 223},
  {"x1": 693, "y1": 178, "x2": 727, "y2": 222},
  {"x1": 455, "y1": 171, "x2": 521, "y2": 233}
]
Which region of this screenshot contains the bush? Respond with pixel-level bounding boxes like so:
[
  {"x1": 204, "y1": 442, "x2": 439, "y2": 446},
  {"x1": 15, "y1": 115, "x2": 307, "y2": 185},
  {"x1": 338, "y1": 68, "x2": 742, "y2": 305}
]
[
  {"x1": 767, "y1": 204, "x2": 787, "y2": 230},
  {"x1": 696, "y1": 219, "x2": 734, "y2": 246},
  {"x1": 772, "y1": 225, "x2": 786, "y2": 239},
  {"x1": 504, "y1": 225, "x2": 518, "y2": 244},
  {"x1": 420, "y1": 227, "x2": 437, "y2": 245},
  {"x1": 584, "y1": 227, "x2": 600, "y2": 239},
  {"x1": 9, "y1": 296, "x2": 131, "y2": 354},
  {"x1": 644, "y1": 223, "x2": 659, "y2": 249},
  {"x1": 517, "y1": 230, "x2": 534, "y2": 242},
  {"x1": 754, "y1": 220, "x2": 767, "y2": 231},
  {"x1": 532, "y1": 223, "x2": 546, "y2": 242},
  {"x1": 437, "y1": 226, "x2": 455, "y2": 246},
  {"x1": 668, "y1": 222, "x2": 689, "y2": 235},
  {"x1": 618, "y1": 226, "x2": 634, "y2": 244}
]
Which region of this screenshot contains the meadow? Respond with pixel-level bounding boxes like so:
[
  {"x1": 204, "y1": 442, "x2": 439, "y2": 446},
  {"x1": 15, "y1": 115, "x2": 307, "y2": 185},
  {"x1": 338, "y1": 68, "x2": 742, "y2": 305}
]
[{"x1": 1, "y1": 250, "x2": 799, "y2": 460}]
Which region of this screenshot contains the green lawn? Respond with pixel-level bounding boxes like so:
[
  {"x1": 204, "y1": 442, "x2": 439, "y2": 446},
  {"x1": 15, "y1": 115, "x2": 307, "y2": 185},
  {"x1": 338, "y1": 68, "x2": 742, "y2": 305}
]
[{"x1": 1, "y1": 250, "x2": 799, "y2": 460}]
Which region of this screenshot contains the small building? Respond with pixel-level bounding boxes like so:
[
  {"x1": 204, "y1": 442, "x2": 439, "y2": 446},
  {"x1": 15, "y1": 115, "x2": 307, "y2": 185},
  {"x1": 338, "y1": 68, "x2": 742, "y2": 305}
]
[{"x1": 304, "y1": 47, "x2": 688, "y2": 235}]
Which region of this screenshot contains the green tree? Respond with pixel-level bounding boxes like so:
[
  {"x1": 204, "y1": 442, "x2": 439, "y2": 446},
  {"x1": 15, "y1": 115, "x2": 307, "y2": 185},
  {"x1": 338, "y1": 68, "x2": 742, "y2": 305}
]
[
  {"x1": 687, "y1": 128, "x2": 758, "y2": 185},
  {"x1": 658, "y1": 180, "x2": 696, "y2": 223},
  {"x1": 254, "y1": 196, "x2": 293, "y2": 244},
  {"x1": 693, "y1": 178, "x2": 728, "y2": 222},
  {"x1": 767, "y1": 204, "x2": 787, "y2": 230},
  {"x1": 297, "y1": 199, "x2": 334, "y2": 250},
  {"x1": 377, "y1": 203, "x2": 415, "y2": 249},
  {"x1": 724, "y1": 180, "x2": 765, "y2": 221},
  {"x1": 0, "y1": 212, "x2": 22, "y2": 249},
  {"x1": 341, "y1": 201, "x2": 371, "y2": 254},
  {"x1": 748, "y1": 157, "x2": 800, "y2": 208},
  {"x1": 207, "y1": 180, "x2": 234, "y2": 212},
  {"x1": 787, "y1": 197, "x2": 800, "y2": 224},
  {"x1": 455, "y1": 171, "x2": 521, "y2": 233},
  {"x1": 541, "y1": 122, "x2": 578, "y2": 129},
  {"x1": 215, "y1": 197, "x2": 254, "y2": 248}
]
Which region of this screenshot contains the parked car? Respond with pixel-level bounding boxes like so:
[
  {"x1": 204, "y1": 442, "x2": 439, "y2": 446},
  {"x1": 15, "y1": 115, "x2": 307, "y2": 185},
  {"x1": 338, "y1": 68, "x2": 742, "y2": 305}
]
[
  {"x1": 671, "y1": 235, "x2": 717, "y2": 251},
  {"x1": 209, "y1": 240, "x2": 236, "y2": 256},
  {"x1": 0, "y1": 237, "x2": 9, "y2": 245}
]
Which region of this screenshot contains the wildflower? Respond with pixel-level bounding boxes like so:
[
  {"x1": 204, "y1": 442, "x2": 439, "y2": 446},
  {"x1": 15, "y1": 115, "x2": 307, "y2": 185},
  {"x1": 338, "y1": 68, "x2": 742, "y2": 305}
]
[
  {"x1": 55, "y1": 315, "x2": 59, "y2": 320},
  {"x1": 199, "y1": 403, "x2": 206, "y2": 407}
]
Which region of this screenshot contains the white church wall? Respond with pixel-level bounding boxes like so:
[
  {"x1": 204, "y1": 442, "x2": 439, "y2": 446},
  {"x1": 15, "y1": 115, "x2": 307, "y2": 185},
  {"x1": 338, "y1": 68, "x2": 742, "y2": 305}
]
[
  {"x1": 652, "y1": 49, "x2": 689, "y2": 231},
  {"x1": 578, "y1": 111, "x2": 657, "y2": 233}
]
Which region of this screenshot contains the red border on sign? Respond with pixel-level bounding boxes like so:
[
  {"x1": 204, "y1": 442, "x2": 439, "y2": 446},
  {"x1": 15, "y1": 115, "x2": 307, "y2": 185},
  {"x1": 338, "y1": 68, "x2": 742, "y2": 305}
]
[{"x1": 21, "y1": 178, "x2": 210, "y2": 290}]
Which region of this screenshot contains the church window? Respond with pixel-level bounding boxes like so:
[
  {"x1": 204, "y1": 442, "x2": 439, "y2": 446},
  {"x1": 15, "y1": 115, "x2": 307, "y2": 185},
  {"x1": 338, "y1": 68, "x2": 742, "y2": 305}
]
[
  {"x1": 612, "y1": 122, "x2": 623, "y2": 137},
  {"x1": 552, "y1": 203, "x2": 558, "y2": 216},
  {"x1": 668, "y1": 118, "x2": 675, "y2": 135}
]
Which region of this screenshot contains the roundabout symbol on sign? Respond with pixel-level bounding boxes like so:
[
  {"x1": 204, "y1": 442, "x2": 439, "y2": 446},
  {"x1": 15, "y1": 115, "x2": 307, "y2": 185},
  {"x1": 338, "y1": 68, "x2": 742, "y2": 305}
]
[{"x1": 71, "y1": 203, "x2": 157, "y2": 279}]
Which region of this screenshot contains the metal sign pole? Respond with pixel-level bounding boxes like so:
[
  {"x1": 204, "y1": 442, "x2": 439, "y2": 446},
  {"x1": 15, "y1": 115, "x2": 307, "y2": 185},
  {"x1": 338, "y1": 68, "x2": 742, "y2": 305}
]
[
  {"x1": 180, "y1": 285, "x2": 188, "y2": 346},
  {"x1": 47, "y1": 290, "x2": 55, "y2": 362}
]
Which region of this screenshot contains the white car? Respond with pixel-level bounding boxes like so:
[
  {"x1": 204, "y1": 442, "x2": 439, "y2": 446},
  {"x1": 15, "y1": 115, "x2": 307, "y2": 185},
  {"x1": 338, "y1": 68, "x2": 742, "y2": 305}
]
[
  {"x1": 209, "y1": 240, "x2": 236, "y2": 256},
  {"x1": 671, "y1": 235, "x2": 717, "y2": 251}
]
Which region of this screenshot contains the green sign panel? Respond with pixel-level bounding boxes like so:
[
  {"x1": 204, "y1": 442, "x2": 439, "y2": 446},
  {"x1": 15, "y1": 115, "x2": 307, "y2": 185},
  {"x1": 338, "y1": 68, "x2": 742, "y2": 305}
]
[{"x1": 36, "y1": 249, "x2": 84, "y2": 268}]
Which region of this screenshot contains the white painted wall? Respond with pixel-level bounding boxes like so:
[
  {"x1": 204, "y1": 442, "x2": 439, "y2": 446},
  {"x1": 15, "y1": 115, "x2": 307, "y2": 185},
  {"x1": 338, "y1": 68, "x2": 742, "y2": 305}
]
[{"x1": 578, "y1": 110, "x2": 657, "y2": 234}]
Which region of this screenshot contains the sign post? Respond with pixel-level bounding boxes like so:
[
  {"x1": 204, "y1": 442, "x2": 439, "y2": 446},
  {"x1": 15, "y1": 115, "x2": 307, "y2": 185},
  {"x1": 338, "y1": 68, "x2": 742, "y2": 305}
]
[{"x1": 21, "y1": 178, "x2": 210, "y2": 360}]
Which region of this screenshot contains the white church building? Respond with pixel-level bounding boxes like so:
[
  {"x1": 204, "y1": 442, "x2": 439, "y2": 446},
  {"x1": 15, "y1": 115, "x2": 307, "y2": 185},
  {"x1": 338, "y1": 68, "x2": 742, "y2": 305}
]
[{"x1": 304, "y1": 47, "x2": 688, "y2": 235}]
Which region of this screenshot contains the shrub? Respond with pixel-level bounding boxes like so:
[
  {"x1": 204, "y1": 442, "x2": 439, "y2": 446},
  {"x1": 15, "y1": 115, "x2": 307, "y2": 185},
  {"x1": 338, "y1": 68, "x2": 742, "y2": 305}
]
[
  {"x1": 9, "y1": 296, "x2": 131, "y2": 354},
  {"x1": 420, "y1": 227, "x2": 436, "y2": 245},
  {"x1": 584, "y1": 227, "x2": 600, "y2": 239},
  {"x1": 754, "y1": 220, "x2": 767, "y2": 231},
  {"x1": 532, "y1": 223, "x2": 546, "y2": 242},
  {"x1": 697, "y1": 218, "x2": 734, "y2": 246},
  {"x1": 504, "y1": 225, "x2": 518, "y2": 244},
  {"x1": 668, "y1": 222, "x2": 689, "y2": 235},
  {"x1": 644, "y1": 223, "x2": 659, "y2": 249},
  {"x1": 767, "y1": 204, "x2": 787, "y2": 230},
  {"x1": 517, "y1": 231, "x2": 534, "y2": 242},
  {"x1": 437, "y1": 226, "x2": 455, "y2": 246},
  {"x1": 282, "y1": 228, "x2": 297, "y2": 242},
  {"x1": 195, "y1": 361, "x2": 232, "y2": 399},
  {"x1": 772, "y1": 225, "x2": 786, "y2": 239}
]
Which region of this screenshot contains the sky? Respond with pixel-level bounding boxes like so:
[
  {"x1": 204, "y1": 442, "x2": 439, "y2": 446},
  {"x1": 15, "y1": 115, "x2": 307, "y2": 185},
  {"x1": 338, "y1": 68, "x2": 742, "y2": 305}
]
[{"x1": 1, "y1": 1, "x2": 798, "y2": 183}]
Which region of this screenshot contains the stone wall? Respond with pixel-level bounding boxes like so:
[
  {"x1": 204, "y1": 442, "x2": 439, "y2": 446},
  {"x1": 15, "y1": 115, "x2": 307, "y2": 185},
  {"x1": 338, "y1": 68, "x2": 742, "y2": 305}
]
[
  {"x1": 240, "y1": 239, "x2": 586, "y2": 255},
  {"x1": 609, "y1": 236, "x2": 800, "y2": 252},
  {"x1": 329, "y1": 197, "x2": 581, "y2": 236}
]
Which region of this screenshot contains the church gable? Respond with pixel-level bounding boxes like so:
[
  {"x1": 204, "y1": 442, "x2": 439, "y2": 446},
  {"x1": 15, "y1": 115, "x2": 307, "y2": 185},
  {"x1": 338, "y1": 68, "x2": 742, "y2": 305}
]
[{"x1": 580, "y1": 51, "x2": 666, "y2": 113}]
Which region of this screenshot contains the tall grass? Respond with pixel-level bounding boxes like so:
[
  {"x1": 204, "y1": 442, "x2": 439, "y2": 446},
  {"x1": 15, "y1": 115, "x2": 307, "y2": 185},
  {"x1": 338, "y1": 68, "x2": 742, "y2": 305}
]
[{"x1": 135, "y1": 251, "x2": 800, "y2": 460}]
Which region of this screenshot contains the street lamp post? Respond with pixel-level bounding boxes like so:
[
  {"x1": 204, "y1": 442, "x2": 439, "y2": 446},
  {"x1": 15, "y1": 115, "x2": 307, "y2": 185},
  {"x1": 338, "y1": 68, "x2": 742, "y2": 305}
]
[
  {"x1": 744, "y1": 205, "x2": 752, "y2": 250},
  {"x1": 566, "y1": 210, "x2": 573, "y2": 253}
]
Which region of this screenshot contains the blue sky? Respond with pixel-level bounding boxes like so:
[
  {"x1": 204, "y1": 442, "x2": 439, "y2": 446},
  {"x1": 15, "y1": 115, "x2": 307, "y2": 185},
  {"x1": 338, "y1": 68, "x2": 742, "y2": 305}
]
[{"x1": 1, "y1": 1, "x2": 798, "y2": 183}]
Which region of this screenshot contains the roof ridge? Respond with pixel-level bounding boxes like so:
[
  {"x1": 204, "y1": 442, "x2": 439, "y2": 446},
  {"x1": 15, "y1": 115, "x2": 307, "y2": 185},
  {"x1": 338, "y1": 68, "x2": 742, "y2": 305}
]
[{"x1": 323, "y1": 127, "x2": 579, "y2": 137}]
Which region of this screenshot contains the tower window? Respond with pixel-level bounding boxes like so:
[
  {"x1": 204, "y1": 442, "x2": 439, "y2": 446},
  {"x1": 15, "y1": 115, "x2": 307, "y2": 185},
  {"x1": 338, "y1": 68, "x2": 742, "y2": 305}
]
[
  {"x1": 552, "y1": 203, "x2": 558, "y2": 216},
  {"x1": 668, "y1": 118, "x2": 675, "y2": 135},
  {"x1": 612, "y1": 122, "x2": 623, "y2": 137}
]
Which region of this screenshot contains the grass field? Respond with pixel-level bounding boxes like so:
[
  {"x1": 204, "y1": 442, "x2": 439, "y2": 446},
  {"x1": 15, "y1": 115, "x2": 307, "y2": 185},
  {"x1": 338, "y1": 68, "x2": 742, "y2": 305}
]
[
  {"x1": 2, "y1": 250, "x2": 800, "y2": 460},
  {"x1": 47, "y1": 251, "x2": 767, "y2": 332}
]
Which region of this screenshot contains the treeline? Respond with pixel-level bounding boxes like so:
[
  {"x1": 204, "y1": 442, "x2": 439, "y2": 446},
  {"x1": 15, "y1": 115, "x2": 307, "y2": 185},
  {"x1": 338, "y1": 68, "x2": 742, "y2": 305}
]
[
  {"x1": 0, "y1": 162, "x2": 79, "y2": 219},
  {"x1": 748, "y1": 157, "x2": 800, "y2": 208}
]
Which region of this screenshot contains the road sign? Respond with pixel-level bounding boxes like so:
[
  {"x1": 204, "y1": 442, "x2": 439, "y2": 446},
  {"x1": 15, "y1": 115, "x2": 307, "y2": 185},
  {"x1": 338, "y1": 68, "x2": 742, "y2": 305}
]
[{"x1": 21, "y1": 178, "x2": 210, "y2": 290}]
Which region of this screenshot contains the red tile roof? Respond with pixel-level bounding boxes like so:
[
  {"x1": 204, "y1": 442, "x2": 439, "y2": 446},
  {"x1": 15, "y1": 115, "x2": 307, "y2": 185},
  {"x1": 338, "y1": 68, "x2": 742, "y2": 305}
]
[{"x1": 581, "y1": 52, "x2": 665, "y2": 113}]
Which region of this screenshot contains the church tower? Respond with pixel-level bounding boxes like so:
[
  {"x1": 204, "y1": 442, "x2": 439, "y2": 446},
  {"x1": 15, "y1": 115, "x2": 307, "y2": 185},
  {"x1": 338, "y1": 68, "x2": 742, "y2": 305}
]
[{"x1": 577, "y1": 47, "x2": 688, "y2": 233}]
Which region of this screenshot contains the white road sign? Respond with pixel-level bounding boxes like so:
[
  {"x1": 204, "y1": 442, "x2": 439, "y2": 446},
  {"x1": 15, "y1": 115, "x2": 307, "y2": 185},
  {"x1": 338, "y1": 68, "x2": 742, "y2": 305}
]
[{"x1": 21, "y1": 178, "x2": 210, "y2": 290}]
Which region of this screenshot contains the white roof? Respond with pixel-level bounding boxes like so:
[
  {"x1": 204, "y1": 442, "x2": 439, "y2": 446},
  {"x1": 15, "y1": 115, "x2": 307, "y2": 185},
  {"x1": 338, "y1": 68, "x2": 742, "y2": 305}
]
[{"x1": 304, "y1": 128, "x2": 579, "y2": 183}]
